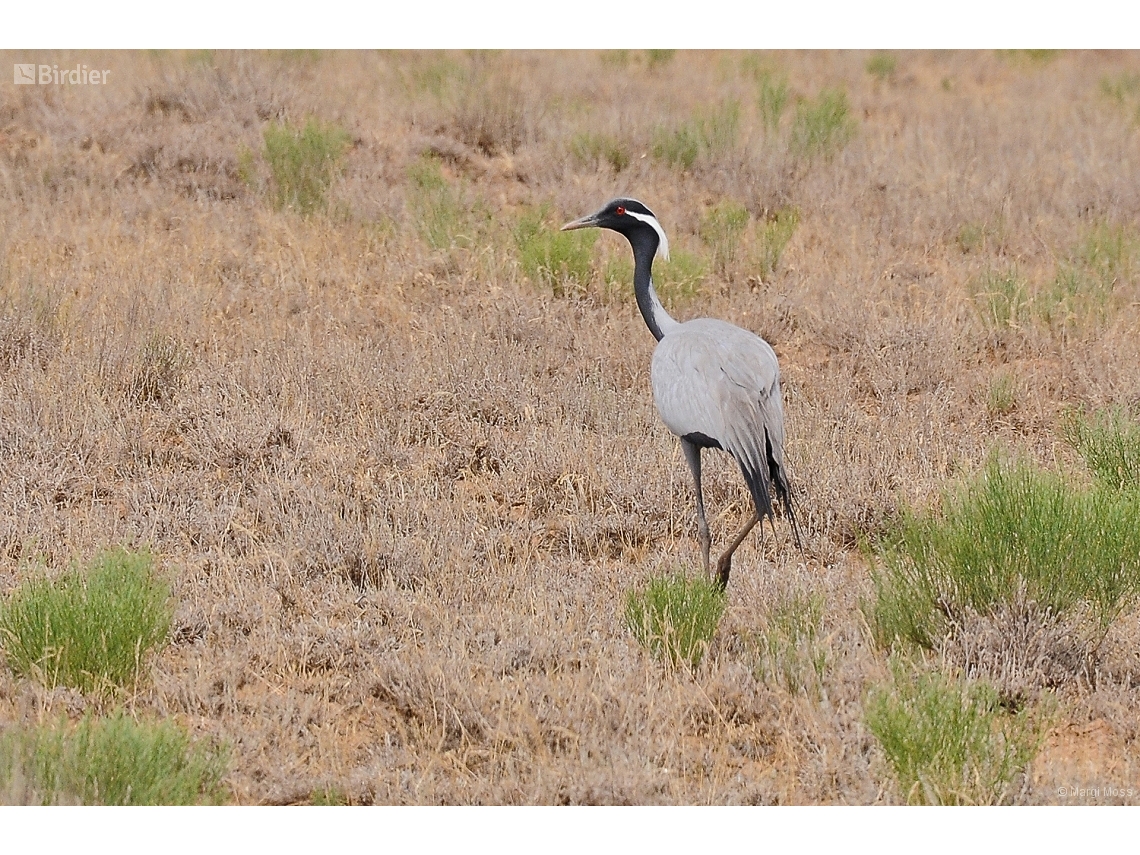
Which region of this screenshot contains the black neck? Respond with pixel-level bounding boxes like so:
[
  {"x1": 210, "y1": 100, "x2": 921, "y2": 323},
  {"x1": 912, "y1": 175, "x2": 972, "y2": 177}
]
[{"x1": 628, "y1": 229, "x2": 666, "y2": 341}]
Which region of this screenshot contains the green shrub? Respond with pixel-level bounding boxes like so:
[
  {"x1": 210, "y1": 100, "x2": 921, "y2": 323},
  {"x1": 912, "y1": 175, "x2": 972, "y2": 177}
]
[
  {"x1": 1062, "y1": 407, "x2": 1140, "y2": 489},
  {"x1": 515, "y1": 206, "x2": 597, "y2": 297},
  {"x1": 790, "y1": 89, "x2": 856, "y2": 158},
  {"x1": 263, "y1": 118, "x2": 351, "y2": 215},
  {"x1": 866, "y1": 664, "x2": 1043, "y2": 804},
  {"x1": 625, "y1": 571, "x2": 725, "y2": 669},
  {"x1": 866, "y1": 53, "x2": 897, "y2": 81},
  {"x1": 0, "y1": 712, "x2": 228, "y2": 805},
  {"x1": 871, "y1": 456, "x2": 1140, "y2": 650},
  {"x1": 569, "y1": 132, "x2": 631, "y2": 172},
  {"x1": 750, "y1": 589, "x2": 827, "y2": 695},
  {"x1": 700, "y1": 201, "x2": 750, "y2": 276},
  {"x1": 757, "y1": 71, "x2": 790, "y2": 133},
  {"x1": 646, "y1": 49, "x2": 675, "y2": 68},
  {"x1": 755, "y1": 207, "x2": 799, "y2": 281},
  {"x1": 0, "y1": 548, "x2": 172, "y2": 694}
]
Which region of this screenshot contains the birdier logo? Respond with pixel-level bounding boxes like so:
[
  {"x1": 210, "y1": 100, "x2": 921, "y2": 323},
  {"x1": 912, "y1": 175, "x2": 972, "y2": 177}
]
[{"x1": 13, "y1": 63, "x2": 110, "y2": 85}]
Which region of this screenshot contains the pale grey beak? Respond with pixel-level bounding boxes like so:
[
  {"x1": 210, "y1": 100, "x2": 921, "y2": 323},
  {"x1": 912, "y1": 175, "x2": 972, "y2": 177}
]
[{"x1": 561, "y1": 214, "x2": 599, "y2": 231}]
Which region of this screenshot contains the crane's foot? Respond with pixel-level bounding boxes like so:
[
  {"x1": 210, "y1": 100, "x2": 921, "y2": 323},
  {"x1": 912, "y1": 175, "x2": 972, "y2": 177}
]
[{"x1": 714, "y1": 554, "x2": 731, "y2": 592}]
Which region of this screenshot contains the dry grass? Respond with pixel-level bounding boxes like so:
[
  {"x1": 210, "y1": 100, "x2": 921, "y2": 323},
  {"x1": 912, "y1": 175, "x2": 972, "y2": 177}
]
[{"x1": 2, "y1": 49, "x2": 1140, "y2": 804}]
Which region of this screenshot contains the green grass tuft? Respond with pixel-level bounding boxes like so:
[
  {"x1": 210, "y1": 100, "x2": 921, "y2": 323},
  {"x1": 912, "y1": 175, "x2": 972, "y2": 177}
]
[
  {"x1": 866, "y1": 53, "x2": 897, "y2": 81},
  {"x1": 985, "y1": 371, "x2": 1019, "y2": 417},
  {"x1": 0, "y1": 548, "x2": 172, "y2": 694},
  {"x1": 625, "y1": 571, "x2": 725, "y2": 669},
  {"x1": 1100, "y1": 73, "x2": 1140, "y2": 105},
  {"x1": 310, "y1": 784, "x2": 350, "y2": 805},
  {"x1": 263, "y1": 118, "x2": 351, "y2": 215},
  {"x1": 599, "y1": 50, "x2": 631, "y2": 69},
  {"x1": 866, "y1": 663, "x2": 1044, "y2": 804},
  {"x1": 1100, "y1": 73, "x2": 1140, "y2": 124},
  {"x1": 997, "y1": 50, "x2": 1059, "y2": 67},
  {"x1": 956, "y1": 219, "x2": 1005, "y2": 254},
  {"x1": 651, "y1": 123, "x2": 701, "y2": 171},
  {"x1": 1036, "y1": 222, "x2": 1134, "y2": 332},
  {"x1": 757, "y1": 71, "x2": 790, "y2": 133},
  {"x1": 750, "y1": 589, "x2": 828, "y2": 695},
  {"x1": 871, "y1": 455, "x2": 1140, "y2": 650},
  {"x1": 698, "y1": 99, "x2": 741, "y2": 157},
  {"x1": 568, "y1": 132, "x2": 631, "y2": 173},
  {"x1": 0, "y1": 711, "x2": 228, "y2": 805},
  {"x1": 515, "y1": 206, "x2": 597, "y2": 298},
  {"x1": 755, "y1": 207, "x2": 799, "y2": 281},
  {"x1": 790, "y1": 89, "x2": 856, "y2": 158},
  {"x1": 1062, "y1": 407, "x2": 1140, "y2": 489},
  {"x1": 651, "y1": 100, "x2": 741, "y2": 171},
  {"x1": 404, "y1": 54, "x2": 468, "y2": 99},
  {"x1": 408, "y1": 156, "x2": 468, "y2": 251},
  {"x1": 700, "y1": 201, "x2": 750, "y2": 276},
  {"x1": 1075, "y1": 220, "x2": 1133, "y2": 284},
  {"x1": 236, "y1": 144, "x2": 256, "y2": 187},
  {"x1": 969, "y1": 267, "x2": 1029, "y2": 331},
  {"x1": 970, "y1": 224, "x2": 1134, "y2": 336}
]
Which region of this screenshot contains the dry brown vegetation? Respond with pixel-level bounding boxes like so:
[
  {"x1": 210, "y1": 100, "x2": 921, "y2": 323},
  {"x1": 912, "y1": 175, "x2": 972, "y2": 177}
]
[{"x1": 2, "y1": 49, "x2": 1140, "y2": 804}]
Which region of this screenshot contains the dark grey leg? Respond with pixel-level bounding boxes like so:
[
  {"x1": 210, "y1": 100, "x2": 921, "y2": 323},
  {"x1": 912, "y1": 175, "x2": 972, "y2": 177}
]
[
  {"x1": 715, "y1": 510, "x2": 761, "y2": 590},
  {"x1": 681, "y1": 439, "x2": 711, "y2": 580}
]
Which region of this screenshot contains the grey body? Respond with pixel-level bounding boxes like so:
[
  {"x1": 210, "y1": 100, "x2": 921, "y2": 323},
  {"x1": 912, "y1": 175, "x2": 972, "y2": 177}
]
[
  {"x1": 652, "y1": 317, "x2": 786, "y2": 496},
  {"x1": 562, "y1": 198, "x2": 799, "y2": 588}
]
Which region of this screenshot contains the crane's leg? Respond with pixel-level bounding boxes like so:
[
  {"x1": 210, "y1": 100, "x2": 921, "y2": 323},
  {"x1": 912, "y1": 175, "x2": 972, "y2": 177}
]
[
  {"x1": 715, "y1": 510, "x2": 761, "y2": 590},
  {"x1": 681, "y1": 439, "x2": 711, "y2": 580}
]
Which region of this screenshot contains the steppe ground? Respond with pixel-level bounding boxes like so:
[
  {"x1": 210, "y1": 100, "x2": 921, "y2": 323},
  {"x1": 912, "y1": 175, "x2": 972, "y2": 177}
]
[{"x1": 1, "y1": 50, "x2": 1140, "y2": 804}]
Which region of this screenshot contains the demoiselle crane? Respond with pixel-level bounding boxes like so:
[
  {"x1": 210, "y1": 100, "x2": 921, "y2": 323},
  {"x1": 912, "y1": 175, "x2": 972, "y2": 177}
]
[{"x1": 562, "y1": 198, "x2": 801, "y2": 590}]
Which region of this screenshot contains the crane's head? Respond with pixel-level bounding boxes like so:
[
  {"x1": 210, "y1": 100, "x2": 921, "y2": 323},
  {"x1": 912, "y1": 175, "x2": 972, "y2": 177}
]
[{"x1": 561, "y1": 198, "x2": 669, "y2": 261}]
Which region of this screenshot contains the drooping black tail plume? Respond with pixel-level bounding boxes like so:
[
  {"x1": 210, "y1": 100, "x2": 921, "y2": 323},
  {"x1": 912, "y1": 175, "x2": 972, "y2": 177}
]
[
  {"x1": 771, "y1": 454, "x2": 804, "y2": 552},
  {"x1": 737, "y1": 428, "x2": 803, "y2": 553}
]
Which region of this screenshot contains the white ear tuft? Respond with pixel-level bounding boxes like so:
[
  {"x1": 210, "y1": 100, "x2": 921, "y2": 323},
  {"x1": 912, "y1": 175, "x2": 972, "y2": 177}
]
[{"x1": 626, "y1": 210, "x2": 669, "y2": 261}]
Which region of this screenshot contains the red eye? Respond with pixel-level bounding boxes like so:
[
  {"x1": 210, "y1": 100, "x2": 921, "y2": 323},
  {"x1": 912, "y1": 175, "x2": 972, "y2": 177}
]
[{"x1": 616, "y1": 206, "x2": 625, "y2": 215}]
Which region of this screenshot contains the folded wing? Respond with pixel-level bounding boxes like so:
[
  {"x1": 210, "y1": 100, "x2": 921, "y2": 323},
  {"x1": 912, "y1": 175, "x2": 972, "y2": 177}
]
[{"x1": 651, "y1": 318, "x2": 790, "y2": 525}]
